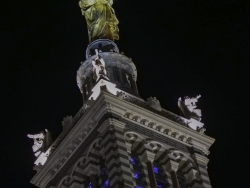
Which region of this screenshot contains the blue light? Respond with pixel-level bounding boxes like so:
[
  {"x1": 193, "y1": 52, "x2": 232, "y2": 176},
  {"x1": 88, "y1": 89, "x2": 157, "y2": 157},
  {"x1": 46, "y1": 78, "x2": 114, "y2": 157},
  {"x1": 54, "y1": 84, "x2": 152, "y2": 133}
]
[
  {"x1": 104, "y1": 180, "x2": 109, "y2": 187},
  {"x1": 131, "y1": 158, "x2": 136, "y2": 165},
  {"x1": 153, "y1": 166, "x2": 158, "y2": 174},
  {"x1": 88, "y1": 182, "x2": 92, "y2": 188},
  {"x1": 134, "y1": 173, "x2": 139, "y2": 179},
  {"x1": 157, "y1": 181, "x2": 162, "y2": 188},
  {"x1": 136, "y1": 186, "x2": 142, "y2": 188}
]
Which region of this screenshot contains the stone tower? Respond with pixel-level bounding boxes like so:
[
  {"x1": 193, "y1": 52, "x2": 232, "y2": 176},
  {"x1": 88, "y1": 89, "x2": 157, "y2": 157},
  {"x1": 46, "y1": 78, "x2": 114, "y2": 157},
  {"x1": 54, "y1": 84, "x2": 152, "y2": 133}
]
[{"x1": 28, "y1": 2, "x2": 215, "y2": 188}]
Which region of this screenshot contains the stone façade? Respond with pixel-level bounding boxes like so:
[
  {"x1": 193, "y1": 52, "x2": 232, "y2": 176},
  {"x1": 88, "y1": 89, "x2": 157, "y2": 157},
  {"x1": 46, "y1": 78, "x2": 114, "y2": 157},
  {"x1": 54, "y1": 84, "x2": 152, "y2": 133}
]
[{"x1": 31, "y1": 90, "x2": 214, "y2": 188}]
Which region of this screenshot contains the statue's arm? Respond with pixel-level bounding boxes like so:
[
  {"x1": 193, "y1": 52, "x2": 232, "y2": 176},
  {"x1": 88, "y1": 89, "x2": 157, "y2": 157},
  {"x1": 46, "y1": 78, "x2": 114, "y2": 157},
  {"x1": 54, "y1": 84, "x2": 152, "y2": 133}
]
[
  {"x1": 27, "y1": 134, "x2": 34, "y2": 139},
  {"x1": 27, "y1": 133, "x2": 44, "y2": 139}
]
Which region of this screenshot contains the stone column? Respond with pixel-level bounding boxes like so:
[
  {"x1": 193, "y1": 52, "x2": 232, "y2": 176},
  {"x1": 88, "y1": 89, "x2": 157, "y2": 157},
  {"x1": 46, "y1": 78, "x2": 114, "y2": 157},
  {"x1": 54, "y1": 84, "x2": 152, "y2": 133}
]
[
  {"x1": 84, "y1": 163, "x2": 99, "y2": 188},
  {"x1": 163, "y1": 160, "x2": 180, "y2": 188},
  {"x1": 98, "y1": 119, "x2": 135, "y2": 188},
  {"x1": 125, "y1": 142, "x2": 137, "y2": 187},
  {"x1": 192, "y1": 153, "x2": 212, "y2": 188},
  {"x1": 139, "y1": 150, "x2": 157, "y2": 188},
  {"x1": 164, "y1": 170, "x2": 174, "y2": 188}
]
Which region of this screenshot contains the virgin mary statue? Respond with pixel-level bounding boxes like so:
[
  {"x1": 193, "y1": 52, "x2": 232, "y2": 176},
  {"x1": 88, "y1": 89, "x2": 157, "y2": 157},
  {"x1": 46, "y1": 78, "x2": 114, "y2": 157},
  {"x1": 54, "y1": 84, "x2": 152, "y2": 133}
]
[{"x1": 79, "y1": 0, "x2": 119, "y2": 43}]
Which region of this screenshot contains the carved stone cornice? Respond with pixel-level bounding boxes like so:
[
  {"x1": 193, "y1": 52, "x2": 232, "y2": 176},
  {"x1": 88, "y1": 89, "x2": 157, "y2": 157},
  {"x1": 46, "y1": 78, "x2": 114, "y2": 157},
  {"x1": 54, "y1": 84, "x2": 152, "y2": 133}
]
[
  {"x1": 117, "y1": 92, "x2": 189, "y2": 126},
  {"x1": 108, "y1": 91, "x2": 214, "y2": 153},
  {"x1": 97, "y1": 118, "x2": 126, "y2": 134},
  {"x1": 30, "y1": 91, "x2": 214, "y2": 187},
  {"x1": 192, "y1": 153, "x2": 209, "y2": 165}
]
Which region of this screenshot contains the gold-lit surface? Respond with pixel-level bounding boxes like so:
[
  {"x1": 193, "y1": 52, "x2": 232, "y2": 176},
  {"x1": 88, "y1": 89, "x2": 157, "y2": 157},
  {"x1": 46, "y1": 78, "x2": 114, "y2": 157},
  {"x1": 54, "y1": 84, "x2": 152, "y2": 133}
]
[{"x1": 79, "y1": 0, "x2": 119, "y2": 43}]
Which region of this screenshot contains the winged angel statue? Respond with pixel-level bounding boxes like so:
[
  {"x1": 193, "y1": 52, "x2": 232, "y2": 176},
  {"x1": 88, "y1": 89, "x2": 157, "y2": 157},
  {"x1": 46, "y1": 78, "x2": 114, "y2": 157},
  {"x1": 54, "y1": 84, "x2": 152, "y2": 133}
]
[
  {"x1": 27, "y1": 129, "x2": 53, "y2": 165},
  {"x1": 79, "y1": 0, "x2": 119, "y2": 42}
]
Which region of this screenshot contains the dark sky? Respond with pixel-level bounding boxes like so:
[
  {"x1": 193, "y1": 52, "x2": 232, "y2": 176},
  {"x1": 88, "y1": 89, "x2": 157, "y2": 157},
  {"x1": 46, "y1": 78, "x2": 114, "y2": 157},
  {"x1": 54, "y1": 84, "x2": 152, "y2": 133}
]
[{"x1": 1, "y1": 0, "x2": 249, "y2": 187}]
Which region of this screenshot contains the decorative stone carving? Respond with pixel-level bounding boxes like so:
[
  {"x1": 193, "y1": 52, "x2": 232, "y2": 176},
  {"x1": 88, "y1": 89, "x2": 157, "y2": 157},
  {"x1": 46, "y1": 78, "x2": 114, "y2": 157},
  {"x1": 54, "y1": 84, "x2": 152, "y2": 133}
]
[
  {"x1": 171, "y1": 132, "x2": 179, "y2": 138},
  {"x1": 148, "y1": 122, "x2": 155, "y2": 128},
  {"x1": 122, "y1": 105, "x2": 211, "y2": 150},
  {"x1": 124, "y1": 112, "x2": 133, "y2": 119},
  {"x1": 202, "y1": 147, "x2": 210, "y2": 156},
  {"x1": 116, "y1": 91, "x2": 126, "y2": 99},
  {"x1": 92, "y1": 49, "x2": 109, "y2": 81},
  {"x1": 27, "y1": 129, "x2": 53, "y2": 165},
  {"x1": 147, "y1": 97, "x2": 162, "y2": 111},
  {"x1": 62, "y1": 116, "x2": 73, "y2": 133},
  {"x1": 132, "y1": 115, "x2": 141, "y2": 122},
  {"x1": 178, "y1": 135, "x2": 186, "y2": 142},
  {"x1": 33, "y1": 165, "x2": 42, "y2": 172},
  {"x1": 178, "y1": 95, "x2": 202, "y2": 121},
  {"x1": 72, "y1": 106, "x2": 85, "y2": 125},
  {"x1": 140, "y1": 119, "x2": 149, "y2": 125},
  {"x1": 178, "y1": 95, "x2": 205, "y2": 131},
  {"x1": 117, "y1": 90, "x2": 196, "y2": 130},
  {"x1": 186, "y1": 137, "x2": 193, "y2": 145},
  {"x1": 77, "y1": 50, "x2": 138, "y2": 99},
  {"x1": 152, "y1": 124, "x2": 158, "y2": 129},
  {"x1": 156, "y1": 125, "x2": 162, "y2": 131},
  {"x1": 159, "y1": 127, "x2": 165, "y2": 133},
  {"x1": 198, "y1": 127, "x2": 206, "y2": 134},
  {"x1": 163, "y1": 129, "x2": 172, "y2": 135},
  {"x1": 50, "y1": 135, "x2": 63, "y2": 154},
  {"x1": 117, "y1": 92, "x2": 147, "y2": 107}
]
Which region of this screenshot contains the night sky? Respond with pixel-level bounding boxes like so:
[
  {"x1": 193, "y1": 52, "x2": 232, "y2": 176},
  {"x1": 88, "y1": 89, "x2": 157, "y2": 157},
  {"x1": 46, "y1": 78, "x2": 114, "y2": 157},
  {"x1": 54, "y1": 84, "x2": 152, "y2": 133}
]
[{"x1": 1, "y1": 0, "x2": 249, "y2": 187}]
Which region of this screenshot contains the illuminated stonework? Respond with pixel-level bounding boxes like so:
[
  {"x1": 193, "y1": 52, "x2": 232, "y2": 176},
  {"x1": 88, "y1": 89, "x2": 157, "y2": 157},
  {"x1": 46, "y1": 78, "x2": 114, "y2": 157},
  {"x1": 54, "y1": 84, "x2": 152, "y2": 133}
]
[
  {"x1": 29, "y1": 40, "x2": 215, "y2": 188},
  {"x1": 27, "y1": 129, "x2": 52, "y2": 166},
  {"x1": 28, "y1": 3, "x2": 215, "y2": 187},
  {"x1": 178, "y1": 95, "x2": 205, "y2": 131}
]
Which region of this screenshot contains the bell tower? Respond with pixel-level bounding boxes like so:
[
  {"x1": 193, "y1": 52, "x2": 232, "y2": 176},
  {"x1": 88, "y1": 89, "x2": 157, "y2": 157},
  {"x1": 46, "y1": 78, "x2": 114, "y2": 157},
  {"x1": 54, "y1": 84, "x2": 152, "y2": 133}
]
[{"x1": 28, "y1": 1, "x2": 215, "y2": 188}]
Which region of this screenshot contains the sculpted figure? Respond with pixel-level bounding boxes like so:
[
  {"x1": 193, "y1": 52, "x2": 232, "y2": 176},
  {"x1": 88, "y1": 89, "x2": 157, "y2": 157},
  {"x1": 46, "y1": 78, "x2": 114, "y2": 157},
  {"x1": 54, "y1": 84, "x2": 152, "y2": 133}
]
[
  {"x1": 79, "y1": 0, "x2": 119, "y2": 42},
  {"x1": 27, "y1": 132, "x2": 45, "y2": 157},
  {"x1": 27, "y1": 129, "x2": 53, "y2": 165},
  {"x1": 92, "y1": 49, "x2": 109, "y2": 80},
  {"x1": 178, "y1": 95, "x2": 202, "y2": 121}
]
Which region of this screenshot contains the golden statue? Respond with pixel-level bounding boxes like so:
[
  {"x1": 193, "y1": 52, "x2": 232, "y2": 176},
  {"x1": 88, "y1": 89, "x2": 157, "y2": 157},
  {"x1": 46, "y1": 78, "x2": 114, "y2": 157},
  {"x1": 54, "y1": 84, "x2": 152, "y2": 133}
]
[{"x1": 79, "y1": 0, "x2": 119, "y2": 43}]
